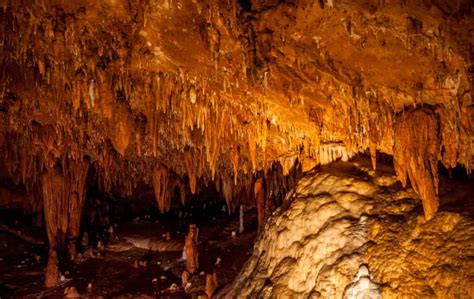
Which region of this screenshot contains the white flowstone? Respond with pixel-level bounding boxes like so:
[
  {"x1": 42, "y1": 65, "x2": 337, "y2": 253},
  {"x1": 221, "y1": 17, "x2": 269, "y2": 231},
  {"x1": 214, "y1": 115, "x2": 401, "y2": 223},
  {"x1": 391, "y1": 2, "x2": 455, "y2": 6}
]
[
  {"x1": 344, "y1": 265, "x2": 380, "y2": 299},
  {"x1": 222, "y1": 159, "x2": 474, "y2": 298}
]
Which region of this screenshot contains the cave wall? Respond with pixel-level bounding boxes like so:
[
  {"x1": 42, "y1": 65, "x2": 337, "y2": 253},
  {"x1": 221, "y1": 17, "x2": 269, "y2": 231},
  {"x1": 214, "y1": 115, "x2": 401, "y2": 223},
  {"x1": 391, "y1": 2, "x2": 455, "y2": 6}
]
[{"x1": 0, "y1": 0, "x2": 473, "y2": 220}]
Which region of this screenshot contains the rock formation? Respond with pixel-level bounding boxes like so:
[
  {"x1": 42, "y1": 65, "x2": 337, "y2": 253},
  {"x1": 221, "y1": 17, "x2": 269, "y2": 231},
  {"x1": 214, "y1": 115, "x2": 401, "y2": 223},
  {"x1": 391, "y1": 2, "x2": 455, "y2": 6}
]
[
  {"x1": 393, "y1": 107, "x2": 440, "y2": 220},
  {"x1": 185, "y1": 224, "x2": 199, "y2": 274},
  {"x1": 45, "y1": 249, "x2": 60, "y2": 287},
  {"x1": 223, "y1": 159, "x2": 474, "y2": 298},
  {"x1": 0, "y1": 0, "x2": 473, "y2": 289},
  {"x1": 1, "y1": 0, "x2": 472, "y2": 220},
  {"x1": 205, "y1": 272, "x2": 218, "y2": 298}
]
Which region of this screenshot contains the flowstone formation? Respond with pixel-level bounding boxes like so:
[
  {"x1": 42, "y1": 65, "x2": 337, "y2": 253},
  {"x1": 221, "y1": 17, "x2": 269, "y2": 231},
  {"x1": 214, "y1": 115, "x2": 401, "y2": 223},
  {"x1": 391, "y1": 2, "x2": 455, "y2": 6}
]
[{"x1": 222, "y1": 159, "x2": 474, "y2": 298}]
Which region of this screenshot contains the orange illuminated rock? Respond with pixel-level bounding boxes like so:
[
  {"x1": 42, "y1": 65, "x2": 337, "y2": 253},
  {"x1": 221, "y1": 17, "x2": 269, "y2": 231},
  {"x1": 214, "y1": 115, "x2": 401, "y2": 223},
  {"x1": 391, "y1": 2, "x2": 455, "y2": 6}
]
[
  {"x1": 185, "y1": 224, "x2": 199, "y2": 274},
  {"x1": 0, "y1": 0, "x2": 473, "y2": 290},
  {"x1": 45, "y1": 249, "x2": 60, "y2": 287},
  {"x1": 254, "y1": 178, "x2": 265, "y2": 232},
  {"x1": 181, "y1": 270, "x2": 190, "y2": 287},
  {"x1": 205, "y1": 272, "x2": 218, "y2": 298},
  {"x1": 394, "y1": 107, "x2": 440, "y2": 220},
  {"x1": 224, "y1": 159, "x2": 474, "y2": 298},
  {"x1": 64, "y1": 286, "x2": 81, "y2": 298},
  {"x1": 152, "y1": 166, "x2": 171, "y2": 214},
  {"x1": 1, "y1": 1, "x2": 471, "y2": 218}
]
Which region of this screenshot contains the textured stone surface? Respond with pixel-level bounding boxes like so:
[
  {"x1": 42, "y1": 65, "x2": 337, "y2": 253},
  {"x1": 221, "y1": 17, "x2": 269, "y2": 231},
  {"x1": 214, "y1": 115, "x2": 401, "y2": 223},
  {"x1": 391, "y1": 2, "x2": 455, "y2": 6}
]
[
  {"x1": 1, "y1": 0, "x2": 474, "y2": 288},
  {"x1": 1, "y1": 0, "x2": 473, "y2": 220},
  {"x1": 223, "y1": 159, "x2": 474, "y2": 298},
  {"x1": 393, "y1": 107, "x2": 440, "y2": 220}
]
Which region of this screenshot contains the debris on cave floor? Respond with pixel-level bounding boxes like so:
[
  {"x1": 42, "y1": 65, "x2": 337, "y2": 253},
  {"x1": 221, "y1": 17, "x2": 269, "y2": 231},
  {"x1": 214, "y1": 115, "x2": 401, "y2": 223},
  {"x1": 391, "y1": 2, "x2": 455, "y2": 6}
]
[{"x1": 0, "y1": 207, "x2": 257, "y2": 297}]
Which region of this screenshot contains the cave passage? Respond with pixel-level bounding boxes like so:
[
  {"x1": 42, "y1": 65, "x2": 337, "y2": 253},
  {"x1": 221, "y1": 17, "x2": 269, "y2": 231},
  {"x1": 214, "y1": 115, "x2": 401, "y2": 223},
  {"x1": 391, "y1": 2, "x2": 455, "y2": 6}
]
[{"x1": 1, "y1": 0, "x2": 473, "y2": 298}]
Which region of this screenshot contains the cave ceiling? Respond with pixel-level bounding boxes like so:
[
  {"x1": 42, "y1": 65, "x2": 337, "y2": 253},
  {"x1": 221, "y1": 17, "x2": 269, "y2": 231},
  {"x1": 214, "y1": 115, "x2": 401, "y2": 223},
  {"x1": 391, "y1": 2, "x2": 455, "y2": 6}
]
[{"x1": 0, "y1": 0, "x2": 473, "y2": 218}]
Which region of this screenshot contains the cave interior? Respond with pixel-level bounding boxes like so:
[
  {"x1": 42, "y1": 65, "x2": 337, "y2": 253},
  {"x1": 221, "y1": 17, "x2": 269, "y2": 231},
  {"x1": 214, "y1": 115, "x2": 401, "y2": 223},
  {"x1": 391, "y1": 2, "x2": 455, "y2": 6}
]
[{"x1": 0, "y1": 0, "x2": 473, "y2": 298}]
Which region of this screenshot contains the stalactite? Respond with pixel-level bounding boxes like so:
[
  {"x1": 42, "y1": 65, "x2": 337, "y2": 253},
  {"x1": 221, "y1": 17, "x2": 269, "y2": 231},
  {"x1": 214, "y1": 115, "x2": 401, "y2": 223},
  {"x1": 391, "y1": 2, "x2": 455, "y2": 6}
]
[
  {"x1": 230, "y1": 146, "x2": 240, "y2": 185},
  {"x1": 437, "y1": 107, "x2": 459, "y2": 170},
  {"x1": 248, "y1": 137, "x2": 257, "y2": 172},
  {"x1": 42, "y1": 167, "x2": 71, "y2": 252},
  {"x1": 319, "y1": 143, "x2": 350, "y2": 165},
  {"x1": 184, "y1": 149, "x2": 200, "y2": 195},
  {"x1": 222, "y1": 178, "x2": 234, "y2": 214},
  {"x1": 110, "y1": 104, "x2": 132, "y2": 156},
  {"x1": 369, "y1": 142, "x2": 377, "y2": 170},
  {"x1": 179, "y1": 184, "x2": 186, "y2": 206},
  {"x1": 254, "y1": 178, "x2": 265, "y2": 232},
  {"x1": 65, "y1": 159, "x2": 89, "y2": 259},
  {"x1": 152, "y1": 166, "x2": 171, "y2": 214},
  {"x1": 393, "y1": 107, "x2": 440, "y2": 220}
]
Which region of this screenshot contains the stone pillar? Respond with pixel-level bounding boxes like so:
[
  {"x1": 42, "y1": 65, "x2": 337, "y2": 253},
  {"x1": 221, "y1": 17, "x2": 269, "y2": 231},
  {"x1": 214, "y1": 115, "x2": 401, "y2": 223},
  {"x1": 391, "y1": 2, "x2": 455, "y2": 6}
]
[
  {"x1": 42, "y1": 158, "x2": 89, "y2": 286},
  {"x1": 185, "y1": 224, "x2": 199, "y2": 273}
]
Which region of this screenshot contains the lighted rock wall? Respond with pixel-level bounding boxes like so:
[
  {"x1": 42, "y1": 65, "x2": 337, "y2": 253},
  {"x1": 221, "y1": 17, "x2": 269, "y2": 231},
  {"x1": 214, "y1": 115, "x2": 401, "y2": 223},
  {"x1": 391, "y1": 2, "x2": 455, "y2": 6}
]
[
  {"x1": 223, "y1": 160, "x2": 474, "y2": 298},
  {"x1": 0, "y1": 0, "x2": 473, "y2": 222}
]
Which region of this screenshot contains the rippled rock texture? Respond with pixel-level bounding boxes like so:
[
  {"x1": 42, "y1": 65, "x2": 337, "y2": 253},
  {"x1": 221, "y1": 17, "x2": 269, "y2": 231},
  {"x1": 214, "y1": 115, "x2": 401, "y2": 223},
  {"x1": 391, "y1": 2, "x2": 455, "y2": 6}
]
[{"x1": 223, "y1": 159, "x2": 474, "y2": 298}]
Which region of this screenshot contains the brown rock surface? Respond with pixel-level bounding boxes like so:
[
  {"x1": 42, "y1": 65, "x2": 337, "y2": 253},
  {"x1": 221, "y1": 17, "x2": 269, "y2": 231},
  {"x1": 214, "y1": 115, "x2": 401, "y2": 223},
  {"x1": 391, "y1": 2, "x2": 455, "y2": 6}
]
[
  {"x1": 222, "y1": 159, "x2": 474, "y2": 298},
  {"x1": 1, "y1": 1, "x2": 474, "y2": 292},
  {"x1": 185, "y1": 224, "x2": 199, "y2": 274},
  {"x1": 45, "y1": 249, "x2": 60, "y2": 287},
  {"x1": 393, "y1": 107, "x2": 440, "y2": 220},
  {"x1": 0, "y1": 0, "x2": 472, "y2": 221}
]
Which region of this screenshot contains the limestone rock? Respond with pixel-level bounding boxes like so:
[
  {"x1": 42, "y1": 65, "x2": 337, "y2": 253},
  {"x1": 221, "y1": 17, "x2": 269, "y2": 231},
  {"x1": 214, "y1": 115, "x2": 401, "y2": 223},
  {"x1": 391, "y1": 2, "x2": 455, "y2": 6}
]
[
  {"x1": 45, "y1": 249, "x2": 60, "y2": 287},
  {"x1": 223, "y1": 160, "x2": 474, "y2": 298}
]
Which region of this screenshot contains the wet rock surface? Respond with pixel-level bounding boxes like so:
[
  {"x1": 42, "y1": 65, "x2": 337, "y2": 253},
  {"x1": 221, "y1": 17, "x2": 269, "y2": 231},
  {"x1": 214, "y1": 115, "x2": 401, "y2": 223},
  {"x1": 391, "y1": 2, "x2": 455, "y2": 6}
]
[{"x1": 223, "y1": 158, "x2": 474, "y2": 298}]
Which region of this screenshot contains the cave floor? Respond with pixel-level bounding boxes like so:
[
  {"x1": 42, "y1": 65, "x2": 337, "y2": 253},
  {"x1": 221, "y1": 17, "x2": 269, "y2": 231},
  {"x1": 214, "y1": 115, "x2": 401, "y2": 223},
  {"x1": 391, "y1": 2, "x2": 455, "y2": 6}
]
[{"x1": 0, "y1": 207, "x2": 257, "y2": 298}]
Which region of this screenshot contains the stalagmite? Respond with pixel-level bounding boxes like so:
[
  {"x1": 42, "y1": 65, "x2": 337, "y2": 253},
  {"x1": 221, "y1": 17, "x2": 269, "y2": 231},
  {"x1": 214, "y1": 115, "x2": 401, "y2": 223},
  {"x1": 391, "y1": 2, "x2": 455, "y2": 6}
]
[
  {"x1": 64, "y1": 286, "x2": 81, "y2": 298},
  {"x1": 182, "y1": 270, "x2": 190, "y2": 287},
  {"x1": 205, "y1": 272, "x2": 218, "y2": 297},
  {"x1": 45, "y1": 249, "x2": 60, "y2": 287},
  {"x1": 185, "y1": 224, "x2": 199, "y2": 273},
  {"x1": 394, "y1": 107, "x2": 440, "y2": 220}
]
